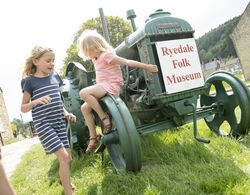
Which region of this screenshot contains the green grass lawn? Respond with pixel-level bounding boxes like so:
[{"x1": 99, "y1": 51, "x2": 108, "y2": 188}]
[{"x1": 11, "y1": 121, "x2": 250, "y2": 195}]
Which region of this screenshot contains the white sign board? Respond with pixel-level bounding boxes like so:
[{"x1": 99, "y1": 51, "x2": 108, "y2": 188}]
[{"x1": 155, "y1": 38, "x2": 204, "y2": 94}]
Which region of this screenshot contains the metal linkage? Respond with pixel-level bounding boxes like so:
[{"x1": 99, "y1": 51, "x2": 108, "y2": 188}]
[{"x1": 184, "y1": 100, "x2": 210, "y2": 143}]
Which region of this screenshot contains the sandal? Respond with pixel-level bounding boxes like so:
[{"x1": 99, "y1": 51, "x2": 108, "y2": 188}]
[
  {"x1": 85, "y1": 136, "x2": 100, "y2": 154},
  {"x1": 101, "y1": 113, "x2": 112, "y2": 134}
]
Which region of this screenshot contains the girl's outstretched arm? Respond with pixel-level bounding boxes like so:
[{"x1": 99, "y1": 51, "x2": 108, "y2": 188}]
[{"x1": 111, "y1": 55, "x2": 158, "y2": 73}]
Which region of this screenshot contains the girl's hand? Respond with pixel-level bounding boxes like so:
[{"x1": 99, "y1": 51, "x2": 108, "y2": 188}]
[
  {"x1": 33, "y1": 95, "x2": 52, "y2": 106},
  {"x1": 146, "y1": 64, "x2": 158, "y2": 73},
  {"x1": 65, "y1": 113, "x2": 76, "y2": 122}
]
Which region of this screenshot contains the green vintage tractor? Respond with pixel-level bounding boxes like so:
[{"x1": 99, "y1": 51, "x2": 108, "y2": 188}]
[{"x1": 61, "y1": 9, "x2": 250, "y2": 172}]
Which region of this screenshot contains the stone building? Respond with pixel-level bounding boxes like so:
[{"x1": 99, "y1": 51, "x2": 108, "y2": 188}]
[
  {"x1": 0, "y1": 87, "x2": 13, "y2": 144},
  {"x1": 231, "y1": 2, "x2": 250, "y2": 80}
]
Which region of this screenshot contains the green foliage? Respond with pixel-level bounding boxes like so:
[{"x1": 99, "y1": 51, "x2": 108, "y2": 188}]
[
  {"x1": 11, "y1": 123, "x2": 17, "y2": 137},
  {"x1": 12, "y1": 123, "x2": 250, "y2": 195},
  {"x1": 11, "y1": 118, "x2": 25, "y2": 136},
  {"x1": 60, "y1": 16, "x2": 132, "y2": 76},
  {"x1": 197, "y1": 16, "x2": 240, "y2": 63}
]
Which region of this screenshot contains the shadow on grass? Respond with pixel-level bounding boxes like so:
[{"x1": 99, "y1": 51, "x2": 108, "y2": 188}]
[
  {"x1": 99, "y1": 133, "x2": 249, "y2": 194},
  {"x1": 46, "y1": 147, "x2": 88, "y2": 186},
  {"x1": 47, "y1": 158, "x2": 60, "y2": 186},
  {"x1": 45, "y1": 131, "x2": 249, "y2": 194}
]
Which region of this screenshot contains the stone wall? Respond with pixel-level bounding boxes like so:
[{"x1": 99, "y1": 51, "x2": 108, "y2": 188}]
[
  {"x1": 231, "y1": 2, "x2": 250, "y2": 80},
  {"x1": 0, "y1": 88, "x2": 13, "y2": 144}
]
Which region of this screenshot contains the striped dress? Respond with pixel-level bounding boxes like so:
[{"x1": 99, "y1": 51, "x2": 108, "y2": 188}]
[{"x1": 21, "y1": 73, "x2": 69, "y2": 154}]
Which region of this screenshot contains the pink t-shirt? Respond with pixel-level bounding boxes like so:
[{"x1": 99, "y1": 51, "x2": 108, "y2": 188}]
[{"x1": 92, "y1": 52, "x2": 124, "y2": 96}]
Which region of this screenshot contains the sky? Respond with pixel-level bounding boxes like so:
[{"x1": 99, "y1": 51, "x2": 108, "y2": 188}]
[{"x1": 0, "y1": 0, "x2": 249, "y2": 122}]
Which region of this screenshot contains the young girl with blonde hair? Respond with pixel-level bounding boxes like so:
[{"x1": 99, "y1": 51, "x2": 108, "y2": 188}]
[
  {"x1": 77, "y1": 30, "x2": 158, "y2": 153},
  {"x1": 21, "y1": 46, "x2": 76, "y2": 195}
]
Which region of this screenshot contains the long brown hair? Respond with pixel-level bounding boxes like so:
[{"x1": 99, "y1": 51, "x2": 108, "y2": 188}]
[{"x1": 22, "y1": 46, "x2": 53, "y2": 78}]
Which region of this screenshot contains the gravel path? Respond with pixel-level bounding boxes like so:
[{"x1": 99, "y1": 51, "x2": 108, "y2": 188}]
[{"x1": 1, "y1": 137, "x2": 40, "y2": 178}]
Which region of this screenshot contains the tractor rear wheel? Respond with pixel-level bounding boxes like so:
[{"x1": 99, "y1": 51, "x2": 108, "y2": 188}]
[{"x1": 200, "y1": 71, "x2": 250, "y2": 137}]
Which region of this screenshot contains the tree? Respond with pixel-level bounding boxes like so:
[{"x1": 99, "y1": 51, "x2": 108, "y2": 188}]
[
  {"x1": 11, "y1": 123, "x2": 17, "y2": 137},
  {"x1": 11, "y1": 118, "x2": 25, "y2": 137},
  {"x1": 60, "y1": 16, "x2": 132, "y2": 76},
  {"x1": 196, "y1": 16, "x2": 239, "y2": 63}
]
